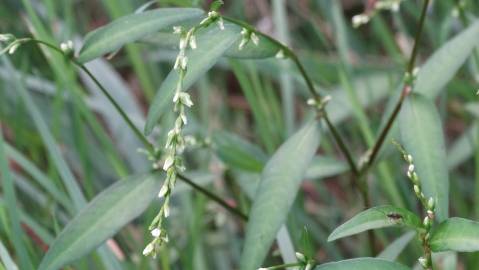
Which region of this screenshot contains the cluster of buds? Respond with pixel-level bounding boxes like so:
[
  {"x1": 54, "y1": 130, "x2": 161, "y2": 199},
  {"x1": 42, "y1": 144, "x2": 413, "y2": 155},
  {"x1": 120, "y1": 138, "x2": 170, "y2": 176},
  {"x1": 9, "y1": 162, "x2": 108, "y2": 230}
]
[
  {"x1": 238, "y1": 28, "x2": 259, "y2": 50},
  {"x1": 60, "y1": 40, "x2": 74, "y2": 57},
  {"x1": 143, "y1": 24, "x2": 197, "y2": 258},
  {"x1": 351, "y1": 0, "x2": 404, "y2": 28},
  {"x1": 0, "y1": 34, "x2": 24, "y2": 56},
  {"x1": 199, "y1": 10, "x2": 225, "y2": 30},
  {"x1": 307, "y1": 95, "x2": 332, "y2": 112},
  {"x1": 393, "y1": 141, "x2": 435, "y2": 269}
]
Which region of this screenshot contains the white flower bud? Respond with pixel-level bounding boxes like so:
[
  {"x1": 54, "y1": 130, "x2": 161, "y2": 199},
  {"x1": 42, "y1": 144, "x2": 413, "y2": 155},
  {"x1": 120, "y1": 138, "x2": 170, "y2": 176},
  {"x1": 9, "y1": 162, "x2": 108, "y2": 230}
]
[
  {"x1": 418, "y1": 257, "x2": 428, "y2": 268},
  {"x1": 427, "y1": 197, "x2": 435, "y2": 209},
  {"x1": 275, "y1": 49, "x2": 285, "y2": 59},
  {"x1": 295, "y1": 252, "x2": 306, "y2": 262},
  {"x1": 163, "y1": 156, "x2": 174, "y2": 171},
  {"x1": 189, "y1": 35, "x2": 197, "y2": 49},
  {"x1": 142, "y1": 243, "x2": 154, "y2": 256},
  {"x1": 250, "y1": 33, "x2": 259, "y2": 46},
  {"x1": 414, "y1": 185, "x2": 420, "y2": 194},
  {"x1": 179, "y1": 92, "x2": 194, "y2": 107},
  {"x1": 217, "y1": 17, "x2": 225, "y2": 30},
  {"x1": 164, "y1": 204, "x2": 170, "y2": 217},
  {"x1": 352, "y1": 14, "x2": 370, "y2": 28},
  {"x1": 8, "y1": 43, "x2": 20, "y2": 55},
  {"x1": 151, "y1": 228, "x2": 161, "y2": 238},
  {"x1": 173, "y1": 26, "x2": 182, "y2": 34},
  {"x1": 158, "y1": 183, "x2": 169, "y2": 198}
]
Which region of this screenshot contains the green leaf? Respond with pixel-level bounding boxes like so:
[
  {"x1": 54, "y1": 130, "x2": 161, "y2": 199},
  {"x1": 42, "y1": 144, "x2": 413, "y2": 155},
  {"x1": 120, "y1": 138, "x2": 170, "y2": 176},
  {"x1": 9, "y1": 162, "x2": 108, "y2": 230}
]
[
  {"x1": 212, "y1": 131, "x2": 268, "y2": 172},
  {"x1": 305, "y1": 156, "x2": 349, "y2": 179},
  {"x1": 328, "y1": 205, "x2": 421, "y2": 242},
  {"x1": 399, "y1": 93, "x2": 449, "y2": 221},
  {"x1": 77, "y1": 8, "x2": 204, "y2": 63},
  {"x1": 314, "y1": 258, "x2": 411, "y2": 270},
  {"x1": 144, "y1": 23, "x2": 240, "y2": 134},
  {"x1": 430, "y1": 217, "x2": 479, "y2": 252},
  {"x1": 416, "y1": 20, "x2": 479, "y2": 99},
  {"x1": 38, "y1": 174, "x2": 162, "y2": 270},
  {"x1": 0, "y1": 240, "x2": 18, "y2": 270},
  {"x1": 240, "y1": 120, "x2": 320, "y2": 270},
  {"x1": 377, "y1": 231, "x2": 416, "y2": 261}
]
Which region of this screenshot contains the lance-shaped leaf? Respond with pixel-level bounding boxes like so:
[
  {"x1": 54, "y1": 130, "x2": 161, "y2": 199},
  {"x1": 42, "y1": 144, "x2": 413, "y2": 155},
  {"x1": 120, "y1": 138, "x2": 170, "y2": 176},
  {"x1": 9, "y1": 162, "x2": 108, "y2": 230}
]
[
  {"x1": 416, "y1": 20, "x2": 479, "y2": 99},
  {"x1": 399, "y1": 93, "x2": 449, "y2": 221},
  {"x1": 240, "y1": 120, "x2": 320, "y2": 270},
  {"x1": 328, "y1": 205, "x2": 421, "y2": 242},
  {"x1": 377, "y1": 231, "x2": 416, "y2": 261},
  {"x1": 144, "y1": 23, "x2": 241, "y2": 134},
  {"x1": 315, "y1": 258, "x2": 410, "y2": 270},
  {"x1": 430, "y1": 217, "x2": 479, "y2": 252},
  {"x1": 38, "y1": 174, "x2": 162, "y2": 270},
  {"x1": 77, "y1": 8, "x2": 204, "y2": 63}
]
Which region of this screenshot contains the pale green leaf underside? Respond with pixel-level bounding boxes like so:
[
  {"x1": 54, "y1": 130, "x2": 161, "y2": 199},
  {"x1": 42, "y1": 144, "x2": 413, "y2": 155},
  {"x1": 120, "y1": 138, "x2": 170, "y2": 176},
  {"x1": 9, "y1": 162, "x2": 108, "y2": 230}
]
[
  {"x1": 144, "y1": 23, "x2": 241, "y2": 134},
  {"x1": 240, "y1": 121, "x2": 320, "y2": 270},
  {"x1": 377, "y1": 231, "x2": 416, "y2": 261},
  {"x1": 430, "y1": 217, "x2": 479, "y2": 252},
  {"x1": 416, "y1": 20, "x2": 479, "y2": 99},
  {"x1": 77, "y1": 8, "x2": 204, "y2": 63},
  {"x1": 38, "y1": 174, "x2": 162, "y2": 270},
  {"x1": 315, "y1": 258, "x2": 411, "y2": 270},
  {"x1": 328, "y1": 205, "x2": 421, "y2": 242},
  {"x1": 399, "y1": 94, "x2": 449, "y2": 221}
]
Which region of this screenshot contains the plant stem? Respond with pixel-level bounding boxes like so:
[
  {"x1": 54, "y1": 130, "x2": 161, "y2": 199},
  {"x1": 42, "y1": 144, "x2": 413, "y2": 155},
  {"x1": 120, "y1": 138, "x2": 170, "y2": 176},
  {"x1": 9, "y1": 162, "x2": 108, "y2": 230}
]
[
  {"x1": 224, "y1": 16, "x2": 360, "y2": 176},
  {"x1": 361, "y1": 0, "x2": 430, "y2": 171},
  {"x1": 25, "y1": 39, "x2": 248, "y2": 221},
  {"x1": 261, "y1": 262, "x2": 304, "y2": 270},
  {"x1": 177, "y1": 173, "x2": 248, "y2": 220}
]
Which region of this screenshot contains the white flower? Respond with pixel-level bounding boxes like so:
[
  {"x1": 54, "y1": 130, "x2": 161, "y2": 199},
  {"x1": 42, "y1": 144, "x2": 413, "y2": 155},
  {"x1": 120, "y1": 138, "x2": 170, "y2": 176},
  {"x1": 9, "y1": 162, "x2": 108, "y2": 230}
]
[
  {"x1": 0, "y1": 34, "x2": 13, "y2": 42},
  {"x1": 164, "y1": 204, "x2": 170, "y2": 217},
  {"x1": 173, "y1": 26, "x2": 182, "y2": 34},
  {"x1": 189, "y1": 35, "x2": 197, "y2": 49},
  {"x1": 275, "y1": 49, "x2": 285, "y2": 59},
  {"x1": 179, "y1": 111, "x2": 188, "y2": 125},
  {"x1": 163, "y1": 156, "x2": 174, "y2": 171},
  {"x1": 8, "y1": 42, "x2": 20, "y2": 55},
  {"x1": 307, "y1": 98, "x2": 317, "y2": 106},
  {"x1": 179, "y1": 92, "x2": 194, "y2": 107},
  {"x1": 250, "y1": 33, "x2": 259, "y2": 46},
  {"x1": 295, "y1": 252, "x2": 306, "y2": 262},
  {"x1": 217, "y1": 17, "x2": 225, "y2": 30},
  {"x1": 238, "y1": 38, "x2": 248, "y2": 50},
  {"x1": 151, "y1": 228, "x2": 161, "y2": 238},
  {"x1": 352, "y1": 14, "x2": 370, "y2": 28},
  {"x1": 408, "y1": 164, "x2": 414, "y2": 172},
  {"x1": 179, "y1": 37, "x2": 187, "y2": 50},
  {"x1": 158, "y1": 183, "x2": 169, "y2": 198},
  {"x1": 142, "y1": 243, "x2": 154, "y2": 256},
  {"x1": 181, "y1": 56, "x2": 188, "y2": 70}
]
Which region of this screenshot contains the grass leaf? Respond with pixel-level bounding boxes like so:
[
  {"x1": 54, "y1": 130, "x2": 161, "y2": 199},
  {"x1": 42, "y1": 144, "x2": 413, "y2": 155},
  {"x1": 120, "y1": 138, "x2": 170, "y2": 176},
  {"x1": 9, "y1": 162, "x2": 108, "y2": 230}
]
[{"x1": 240, "y1": 120, "x2": 320, "y2": 270}]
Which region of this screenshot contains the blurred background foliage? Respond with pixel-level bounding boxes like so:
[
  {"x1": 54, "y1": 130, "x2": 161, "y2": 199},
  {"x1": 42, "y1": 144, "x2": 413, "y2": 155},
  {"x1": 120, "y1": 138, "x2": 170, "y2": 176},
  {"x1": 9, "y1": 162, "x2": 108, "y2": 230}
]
[{"x1": 0, "y1": 0, "x2": 479, "y2": 269}]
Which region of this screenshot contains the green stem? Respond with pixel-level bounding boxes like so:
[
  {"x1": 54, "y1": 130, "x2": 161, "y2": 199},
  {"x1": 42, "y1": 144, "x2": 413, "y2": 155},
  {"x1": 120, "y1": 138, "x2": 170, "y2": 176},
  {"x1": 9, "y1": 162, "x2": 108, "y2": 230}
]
[
  {"x1": 361, "y1": 0, "x2": 430, "y2": 171},
  {"x1": 177, "y1": 173, "x2": 248, "y2": 221},
  {"x1": 223, "y1": 17, "x2": 359, "y2": 176}
]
